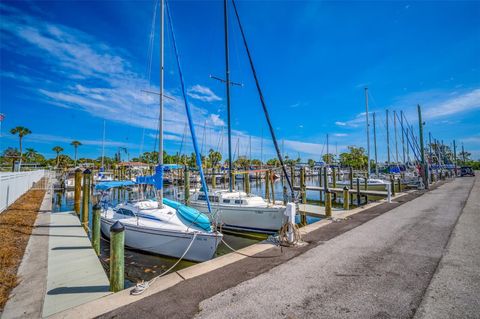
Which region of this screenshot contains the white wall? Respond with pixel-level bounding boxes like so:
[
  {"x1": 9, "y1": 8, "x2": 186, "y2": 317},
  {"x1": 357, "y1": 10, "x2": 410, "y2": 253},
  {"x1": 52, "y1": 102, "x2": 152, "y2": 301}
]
[{"x1": 0, "y1": 170, "x2": 45, "y2": 213}]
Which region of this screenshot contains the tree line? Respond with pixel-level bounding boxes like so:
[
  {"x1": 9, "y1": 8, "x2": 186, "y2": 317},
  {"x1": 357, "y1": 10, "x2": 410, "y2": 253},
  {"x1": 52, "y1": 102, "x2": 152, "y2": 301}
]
[{"x1": 1, "y1": 126, "x2": 478, "y2": 171}]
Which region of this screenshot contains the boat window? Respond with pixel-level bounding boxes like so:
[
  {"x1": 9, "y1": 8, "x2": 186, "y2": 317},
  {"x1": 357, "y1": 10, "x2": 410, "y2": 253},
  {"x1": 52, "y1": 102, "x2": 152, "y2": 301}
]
[
  {"x1": 116, "y1": 208, "x2": 135, "y2": 217},
  {"x1": 235, "y1": 200, "x2": 242, "y2": 204},
  {"x1": 223, "y1": 199, "x2": 230, "y2": 204},
  {"x1": 208, "y1": 196, "x2": 219, "y2": 203},
  {"x1": 197, "y1": 194, "x2": 206, "y2": 201}
]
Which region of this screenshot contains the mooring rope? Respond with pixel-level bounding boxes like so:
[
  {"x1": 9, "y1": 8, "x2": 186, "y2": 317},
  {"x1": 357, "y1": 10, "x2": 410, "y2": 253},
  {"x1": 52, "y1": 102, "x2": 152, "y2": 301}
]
[{"x1": 130, "y1": 232, "x2": 198, "y2": 295}]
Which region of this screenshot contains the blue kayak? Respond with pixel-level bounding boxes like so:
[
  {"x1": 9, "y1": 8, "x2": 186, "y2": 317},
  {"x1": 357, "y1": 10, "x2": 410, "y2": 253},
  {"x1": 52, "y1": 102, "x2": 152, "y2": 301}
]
[{"x1": 163, "y1": 198, "x2": 212, "y2": 232}]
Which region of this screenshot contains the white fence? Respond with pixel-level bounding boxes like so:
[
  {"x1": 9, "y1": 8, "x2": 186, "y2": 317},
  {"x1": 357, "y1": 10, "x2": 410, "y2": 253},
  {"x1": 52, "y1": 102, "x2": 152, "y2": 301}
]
[{"x1": 0, "y1": 170, "x2": 45, "y2": 213}]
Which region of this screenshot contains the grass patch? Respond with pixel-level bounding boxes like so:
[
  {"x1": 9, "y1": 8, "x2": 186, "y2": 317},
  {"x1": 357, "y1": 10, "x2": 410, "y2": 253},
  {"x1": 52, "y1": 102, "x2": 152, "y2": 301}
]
[{"x1": 0, "y1": 187, "x2": 45, "y2": 311}]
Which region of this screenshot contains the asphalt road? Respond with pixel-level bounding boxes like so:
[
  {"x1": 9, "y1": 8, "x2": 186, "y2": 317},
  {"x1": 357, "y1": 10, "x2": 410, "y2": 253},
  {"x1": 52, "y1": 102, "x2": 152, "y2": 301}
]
[
  {"x1": 195, "y1": 176, "x2": 477, "y2": 319},
  {"x1": 99, "y1": 176, "x2": 478, "y2": 319}
]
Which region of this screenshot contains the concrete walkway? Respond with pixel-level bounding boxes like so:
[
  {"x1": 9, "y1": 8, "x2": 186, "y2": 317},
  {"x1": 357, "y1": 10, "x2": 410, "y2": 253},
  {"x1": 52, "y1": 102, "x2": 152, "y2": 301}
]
[
  {"x1": 42, "y1": 211, "x2": 111, "y2": 317},
  {"x1": 194, "y1": 176, "x2": 477, "y2": 318},
  {"x1": 414, "y1": 175, "x2": 480, "y2": 319},
  {"x1": 2, "y1": 188, "x2": 111, "y2": 318}
]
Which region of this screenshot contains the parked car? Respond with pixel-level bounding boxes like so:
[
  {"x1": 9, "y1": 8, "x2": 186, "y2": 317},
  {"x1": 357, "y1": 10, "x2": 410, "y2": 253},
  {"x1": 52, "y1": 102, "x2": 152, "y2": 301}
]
[{"x1": 460, "y1": 166, "x2": 475, "y2": 177}]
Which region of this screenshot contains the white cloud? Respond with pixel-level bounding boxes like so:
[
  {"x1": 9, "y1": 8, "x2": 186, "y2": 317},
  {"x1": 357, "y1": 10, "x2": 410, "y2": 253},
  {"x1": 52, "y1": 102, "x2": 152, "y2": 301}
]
[
  {"x1": 207, "y1": 114, "x2": 225, "y2": 127},
  {"x1": 333, "y1": 133, "x2": 348, "y2": 137},
  {"x1": 335, "y1": 121, "x2": 346, "y2": 126},
  {"x1": 423, "y1": 89, "x2": 480, "y2": 119},
  {"x1": 187, "y1": 85, "x2": 222, "y2": 102}
]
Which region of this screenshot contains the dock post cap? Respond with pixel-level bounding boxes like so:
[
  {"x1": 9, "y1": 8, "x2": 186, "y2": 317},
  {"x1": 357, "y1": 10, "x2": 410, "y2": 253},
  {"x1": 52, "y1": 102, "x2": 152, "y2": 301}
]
[
  {"x1": 75, "y1": 168, "x2": 82, "y2": 172},
  {"x1": 343, "y1": 186, "x2": 349, "y2": 190},
  {"x1": 110, "y1": 221, "x2": 125, "y2": 233},
  {"x1": 83, "y1": 168, "x2": 92, "y2": 175},
  {"x1": 93, "y1": 203, "x2": 101, "y2": 210}
]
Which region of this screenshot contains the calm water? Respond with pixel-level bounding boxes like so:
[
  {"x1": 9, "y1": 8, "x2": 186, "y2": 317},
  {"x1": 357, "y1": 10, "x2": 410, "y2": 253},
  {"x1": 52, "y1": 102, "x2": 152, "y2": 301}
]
[{"x1": 52, "y1": 176, "x2": 322, "y2": 285}]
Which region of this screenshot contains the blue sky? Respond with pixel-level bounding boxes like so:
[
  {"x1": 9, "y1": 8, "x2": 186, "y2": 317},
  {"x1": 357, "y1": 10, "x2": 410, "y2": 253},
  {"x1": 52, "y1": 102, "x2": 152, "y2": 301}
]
[{"x1": 1, "y1": 0, "x2": 479, "y2": 162}]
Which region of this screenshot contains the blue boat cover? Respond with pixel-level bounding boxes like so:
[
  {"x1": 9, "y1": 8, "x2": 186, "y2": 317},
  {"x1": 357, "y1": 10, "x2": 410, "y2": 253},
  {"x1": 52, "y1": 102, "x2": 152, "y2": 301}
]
[
  {"x1": 163, "y1": 198, "x2": 212, "y2": 232},
  {"x1": 95, "y1": 180, "x2": 136, "y2": 191}
]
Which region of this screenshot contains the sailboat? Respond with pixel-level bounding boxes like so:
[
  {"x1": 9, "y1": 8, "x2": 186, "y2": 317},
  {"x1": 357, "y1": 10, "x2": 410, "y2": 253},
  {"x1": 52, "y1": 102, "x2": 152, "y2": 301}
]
[
  {"x1": 94, "y1": 120, "x2": 114, "y2": 183},
  {"x1": 98, "y1": 0, "x2": 222, "y2": 262},
  {"x1": 186, "y1": 0, "x2": 289, "y2": 234}
]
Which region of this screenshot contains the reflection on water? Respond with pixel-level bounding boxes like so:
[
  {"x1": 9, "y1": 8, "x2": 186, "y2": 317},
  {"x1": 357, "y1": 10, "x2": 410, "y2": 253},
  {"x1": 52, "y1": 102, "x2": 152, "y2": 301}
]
[{"x1": 52, "y1": 176, "x2": 322, "y2": 285}]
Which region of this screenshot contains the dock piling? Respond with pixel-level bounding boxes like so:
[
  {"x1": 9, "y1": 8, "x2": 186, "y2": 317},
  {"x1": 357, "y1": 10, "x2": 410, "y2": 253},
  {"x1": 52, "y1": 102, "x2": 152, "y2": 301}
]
[
  {"x1": 390, "y1": 176, "x2": 396, "y2": 196},
  {"x1": 332, "y1": 167, "x2": 336, "y2": 188},
  {"x1": 74, "y1": 168, "x2": 82, "y2": 215},
  {"x1": 300, "y1": 167, "x2": 306, "y2": 204},
  {"x1": 212, "y1": 168, "x2": 216, "y2": 189},
  {"x1": 92, "y1": 204, "x2": 101, "y2": 256},
  {"x1": 81, "y1": 169, "x2": 91, "y2": 231},
  {"x1": 343, "y1": 187, "x2": 349, "y2": 210},
  {"x1": 325, "y1": 190, "x2": 332, "y2": 218},
  {"x1": 265, "y1": 170, "x2": 270, "y2": 203},
  {"x1": 184, "y1": 166, "x2": 190, "y2": 205},
  {"x1": 356, "y1": 178, "x2": 361, "y2": 206},
  {"x1": 109, "y1": 221, "x2": 125, "y2": 292},
  {"x1": 269, "y1": 170, "x2": 275, "y2": 203}
]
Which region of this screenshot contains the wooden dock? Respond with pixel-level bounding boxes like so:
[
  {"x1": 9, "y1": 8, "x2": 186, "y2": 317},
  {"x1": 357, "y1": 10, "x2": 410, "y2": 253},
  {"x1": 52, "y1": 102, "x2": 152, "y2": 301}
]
[{"x1": 295, "y1": 186, "x2": 389, "y2": 197}]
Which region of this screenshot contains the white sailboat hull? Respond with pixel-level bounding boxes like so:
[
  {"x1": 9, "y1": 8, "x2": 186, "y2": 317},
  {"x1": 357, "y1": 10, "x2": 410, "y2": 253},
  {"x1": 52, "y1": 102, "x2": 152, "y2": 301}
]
[
  {"x1": 100, "y1": 217, "x2": 222, "y2": 262},
  {"x1": 189, "y1": 202, "x2": 286, "y2": 234}
]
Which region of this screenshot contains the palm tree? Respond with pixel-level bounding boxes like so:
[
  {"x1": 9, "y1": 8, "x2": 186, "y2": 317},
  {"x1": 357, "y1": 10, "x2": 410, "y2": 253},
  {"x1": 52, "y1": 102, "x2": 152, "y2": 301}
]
[
  {"x1": 70, "y1": 141, "x2": 82, "y2": 166},
  {"x1": 2, "y1": 147, "x2": 20, "y2": 172},
  {"x1": 10, "y1": 126, "x2": 31, "y2": 170},
  {"x1": 52, "y1": 146, "x2": 64, "y2": 167},
  {"x1": 25, "y1": 148, "x2": 37, "y2": 162}
]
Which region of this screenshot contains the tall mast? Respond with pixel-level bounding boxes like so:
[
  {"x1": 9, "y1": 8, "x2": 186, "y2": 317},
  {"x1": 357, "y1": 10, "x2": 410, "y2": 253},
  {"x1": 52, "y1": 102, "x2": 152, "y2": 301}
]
[
  {"x1": 373, "y1": 112, "x2": 378, "y2": 176},
  {"x1": 401, "y1": 111, "x2": 406, "y2": 164},
  {"x1": 224, "y1": 0, "x2": 233, "y2": 192},
  {"x1": 260, "y1": 128, "x2": 263, "y2": 169},
  {"x1": 101, "y1": 120, "x2": 105, "y2": 169},
  {"x1": 386, "y1": 109, "x2": 390, "y2": 165},
  {"x1": 365, "y1": 87, "x2": 370, "y2": 176},
  {"x1": 249, "y1": 135, "x2": 252, "y2": 161},
  {"x1": 158, "y1": 0, "x2": 164, "y2": 205},
  {"x1": 453, "y1": 140, "x2": 457, "y2": 173},
  {"x1": 429, "y1": 132, "x2": 432, "y2": 165},
  {"x1": 326, "y1": 133, "x2": 329, "y2": 165},
  {"x1": 394, "y1": 110, "x2": 399, "y2": 163}
]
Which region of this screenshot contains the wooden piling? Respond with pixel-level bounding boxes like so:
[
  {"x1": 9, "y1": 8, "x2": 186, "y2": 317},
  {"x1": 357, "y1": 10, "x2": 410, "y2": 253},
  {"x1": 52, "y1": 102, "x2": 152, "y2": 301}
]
[
  {"x1": 390, "y1": 176, "x2": 396, "y2": 196},
  {"x1": 270, "y1": 171, "x2": 275, "y2": 203},
  {"x1": 300, "y1": 167, "x2": 306, "y2": 204},
  {"x1": 318, "y1": 168, "x2": 323, "y2": 202},
  {"x1": 245, "y1": 170, "x2": 250, "y2": 194},
  {"x1": 92, "y1": 204, "x2": 101, "y2": 256},
  {"x1": 212, "y1": 168, "x2": 216, "y2": 189},
  {"x1": 184, "y1": 166, "x2": 190, "y2": 205},
  {"x1": 109, "y1": 221, "x2": 125, "y2": 292},
  {"x1": 343, "y1": 187, "x2": 349, "y2": 210},
  {"x1": 290, "y1": 165, "x2": 295, "y2": 185},
  {"x1": 356, "y1": 178, "x2": 361, "y2": 206},
  {"x1": 323, "y1": 167, "x2": 328, "y2": 191},
  {"x1": 332, "y1": 167, "x2": 336, "y2": 188},
  {"x1": 265, "y1": 170, "x2": 270, "y2": 203},
  {"x1": 74, "y1": 168, "x2": 82, "y2": 215},
  {"x1": 325, "y1": 191, "x2": 332, "y2": 218},
  {"x1": 283, "y1": 185, "x2": 287, "y2": 205},
  {"x1": 349, "y1": 167, "x2": 354, "y2": 204},
  {"x1": 397, "y1": 178, "x2": 402, "y2": 193},
  {"x1": 81, "y1": 169, "x2": 91, "y2": 231}
]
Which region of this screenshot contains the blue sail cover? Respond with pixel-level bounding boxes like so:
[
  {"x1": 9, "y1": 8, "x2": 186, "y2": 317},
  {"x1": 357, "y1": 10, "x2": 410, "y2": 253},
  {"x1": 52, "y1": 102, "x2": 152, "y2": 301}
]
[
  {"x1": 95, "y1": 180, "x2": 136, "y2": 191},
  {"x1": 163, "y1": 198, "x2": 212, "y2": 232},
  {"x1": 154, "y1": 164, "x2": 163, "y2": 190}
]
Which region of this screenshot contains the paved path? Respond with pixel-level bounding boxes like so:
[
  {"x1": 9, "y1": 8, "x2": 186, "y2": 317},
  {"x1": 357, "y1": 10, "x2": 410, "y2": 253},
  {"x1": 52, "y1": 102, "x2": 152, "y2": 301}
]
[
  {"x1": 414, "y1": 175, "x2": 480, "y2": 319},
  {"x1": 195, "y1": 176, "x2": 477, "y2": 318},
  {"x1": 42, "y1": 211, "x2": 111, "y2": 317}
]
